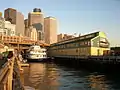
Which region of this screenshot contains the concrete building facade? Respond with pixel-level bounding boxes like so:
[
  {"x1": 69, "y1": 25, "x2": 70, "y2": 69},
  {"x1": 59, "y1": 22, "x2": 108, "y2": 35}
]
[
  {"x1": 44, "y1": 17, "x2": 57, "y2": 44},
  {"x1": 0, "y1": 17, "x2": 16, "y2": 36},
  {"x1": 25, "y1": 26, "x2": 37, "y2": 41},
  {"x1": 30, "y1": 26, "x2": 37, "y2": 41},
  {"x1": 0, "y1": 17, "x2": 5, "y2": 35},
  {"x1": 28, "y1": 8, "x2": 44, "y2": 41},
  {"x1": 4, "y1": 8, "x2": 24, "y2": 36},
  {"x1": 16, "y1": 12, "x2": 24, "y2": 36},
  {"x1": 57, "y1": 34, "x2": 75, "y2": 42},
  {"x1": 4, "y1": 21, "x2": 16, "y2": 36}
]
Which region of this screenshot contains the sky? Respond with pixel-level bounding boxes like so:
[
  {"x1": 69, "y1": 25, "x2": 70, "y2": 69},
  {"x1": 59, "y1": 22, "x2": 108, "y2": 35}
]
[{"x1": 0, "y1": 0, "x2": 120, "y2": 46}]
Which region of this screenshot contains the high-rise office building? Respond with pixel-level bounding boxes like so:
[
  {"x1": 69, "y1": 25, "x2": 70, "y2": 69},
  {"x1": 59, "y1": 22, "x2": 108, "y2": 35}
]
[
  {"x1": 28, "y1": 8, "x2": 44, "y2": 41},
  {"x1": 4, "y1": 8, "x2": 16, "y2": 24},
  {"x1": 16, "y1": 12, "x2": 25, "y2": 36},
  {"x1": 4, "y1": 8, "x2": 25, "y2": 36},
  {"x1": 44, "y1": 17, "x2": 57, "y2": 44}
]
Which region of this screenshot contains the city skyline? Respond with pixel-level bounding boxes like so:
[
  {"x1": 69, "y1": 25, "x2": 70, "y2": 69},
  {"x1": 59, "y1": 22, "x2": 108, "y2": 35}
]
[{"x1": 0, "y1": 0, "x2": 120, "y2": 46}]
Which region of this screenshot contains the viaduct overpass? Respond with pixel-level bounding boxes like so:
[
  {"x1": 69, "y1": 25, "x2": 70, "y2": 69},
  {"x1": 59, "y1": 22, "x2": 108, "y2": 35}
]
[{"x1": 0, "y1": 35, "x2": 50, "y2": 50}]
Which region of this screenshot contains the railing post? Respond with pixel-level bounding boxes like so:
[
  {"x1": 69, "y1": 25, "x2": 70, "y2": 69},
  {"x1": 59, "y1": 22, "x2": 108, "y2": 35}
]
[{"x1": 7, "y1": 57, "x2": 14, "y2": 90}]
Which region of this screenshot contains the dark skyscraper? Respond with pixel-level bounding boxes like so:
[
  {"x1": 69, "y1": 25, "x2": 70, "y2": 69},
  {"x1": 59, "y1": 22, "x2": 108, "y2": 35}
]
[
  {"x1": 4, "y1": 8, "x2": 16, "y2": 24},
  {"x1": 4, "y1": 8, "x2": 25, "y2": 36}
]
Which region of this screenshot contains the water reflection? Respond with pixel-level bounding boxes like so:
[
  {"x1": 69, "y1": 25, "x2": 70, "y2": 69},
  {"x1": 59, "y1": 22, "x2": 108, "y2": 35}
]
[
  {"x1": 23, "y1": 62, "x2": 120, "y2": 90},
  {"x1": 87, "y1": 74, "x2": 109, "y2": 90},
  {"x1": 23, "y1": 63, "x2": 60, "y2": 90},
  {"x1": 29, "y1": 63, "x2": 46, "y2": 86}
]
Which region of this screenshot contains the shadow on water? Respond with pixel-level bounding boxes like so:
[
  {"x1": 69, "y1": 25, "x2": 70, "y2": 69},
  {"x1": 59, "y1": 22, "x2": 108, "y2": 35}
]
[
  {"x1": 52, "y1": 58, "x2": 120, "y2": 90},
  {"x1": 53, "y1": 58, "x2": 120, "y2": 73}
]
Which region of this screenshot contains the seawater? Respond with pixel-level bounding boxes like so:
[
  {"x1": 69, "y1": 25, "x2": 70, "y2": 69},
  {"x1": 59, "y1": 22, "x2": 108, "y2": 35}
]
[{"x1": 23, "y1": 60, "x2": 120, "y2": 90}]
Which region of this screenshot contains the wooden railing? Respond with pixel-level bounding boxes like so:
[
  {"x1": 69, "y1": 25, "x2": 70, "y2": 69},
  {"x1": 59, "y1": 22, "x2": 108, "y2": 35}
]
[
  {"x1": 0, "y1": 56, "x2": 25, "y2": 90},
  {"x1": 0, "y1": 58, "x2": 14, "y2": 90}
]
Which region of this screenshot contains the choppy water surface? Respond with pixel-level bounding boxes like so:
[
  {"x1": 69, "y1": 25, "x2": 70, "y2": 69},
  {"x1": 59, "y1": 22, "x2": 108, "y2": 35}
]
[{"x1": 23, "y1": 62, "x2": 120, "y2": 90}]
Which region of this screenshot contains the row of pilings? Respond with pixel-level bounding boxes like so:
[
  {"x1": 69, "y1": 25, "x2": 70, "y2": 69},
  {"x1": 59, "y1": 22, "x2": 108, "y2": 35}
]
[{"x1": 52, "y1": 56, "x2": 120, "y2": 73}]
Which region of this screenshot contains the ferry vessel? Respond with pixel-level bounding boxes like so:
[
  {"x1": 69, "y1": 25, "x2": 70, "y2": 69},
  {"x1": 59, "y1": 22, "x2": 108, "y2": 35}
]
[{"x1": 26, "y1": 45, "x2": 48, "y2": 61}]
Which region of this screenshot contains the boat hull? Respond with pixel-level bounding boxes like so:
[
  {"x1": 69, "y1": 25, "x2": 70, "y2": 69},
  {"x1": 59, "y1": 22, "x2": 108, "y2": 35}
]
[{"x1": 27, "y1": 57, "x2": 51, "y2": 62}]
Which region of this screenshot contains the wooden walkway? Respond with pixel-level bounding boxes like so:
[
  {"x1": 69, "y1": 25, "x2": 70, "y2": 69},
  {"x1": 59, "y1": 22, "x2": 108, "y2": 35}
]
[{"x1": 0, "y1": 56, "x2": 29, "y2": 90}]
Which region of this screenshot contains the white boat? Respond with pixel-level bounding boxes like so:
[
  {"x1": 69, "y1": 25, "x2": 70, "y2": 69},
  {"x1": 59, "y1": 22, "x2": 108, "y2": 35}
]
[{"x1": 26, "y1": 45, "x2": 47, "y2": 61}]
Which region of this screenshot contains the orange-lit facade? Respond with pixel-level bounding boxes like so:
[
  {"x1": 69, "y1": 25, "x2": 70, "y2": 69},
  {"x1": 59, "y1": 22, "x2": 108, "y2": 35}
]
[
  {"x1": 16, "y1": 12, "x2": 25, "y2": 36},
  {"x1": 44, "y1": 17, "x2": 57, "y2": 44}
]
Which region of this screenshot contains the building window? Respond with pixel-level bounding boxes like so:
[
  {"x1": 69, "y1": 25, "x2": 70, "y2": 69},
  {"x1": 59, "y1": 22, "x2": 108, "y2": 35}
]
[
  {"x1": 88, "y1": 41, "x2": 91, "y2": 46},
  {"x1": 85, "y1": 41, "x2": 88, "y2": 45},
  {"x1": 91, "y1": 41, "x2": 93, "y2": 46}
]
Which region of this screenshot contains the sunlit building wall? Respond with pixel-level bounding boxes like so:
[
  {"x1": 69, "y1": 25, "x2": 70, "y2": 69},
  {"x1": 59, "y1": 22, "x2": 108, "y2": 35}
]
[
  {"x1": 25, "y1": 26, "x2": 37, "y2": 41},
  {"x1": 44, "y1": 17, "x2": 57, "y2": 44},
  {"x1": 0, "y1": 17, "x2": 5, "y2": 35},
  {"x1": 16, "y1": 12, "x2": 25, "y2": 36},
  {"x1": 57, "y1": 33, "x2": 75, "y2": 42},
  {"x1": 57, "y1": 34, "x2": 64, "y2": 42},
  {"x1": 30, "y1": 26, "x2": 37, "y2": 41},
  {"x1": 4, "y1": 21, "x2": 16, "y2": 36}
]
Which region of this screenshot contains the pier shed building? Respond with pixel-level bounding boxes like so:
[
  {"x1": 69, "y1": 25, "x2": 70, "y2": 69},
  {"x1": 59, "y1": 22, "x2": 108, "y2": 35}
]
[{"x1": 48, "y1": 31, "x2": 110, "y2": 57}]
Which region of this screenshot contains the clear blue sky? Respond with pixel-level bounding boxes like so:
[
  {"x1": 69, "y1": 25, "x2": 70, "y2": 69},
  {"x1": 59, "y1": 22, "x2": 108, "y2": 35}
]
[{"x1": 0, "y1": 0, "x2": 120, "y2": 46}]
